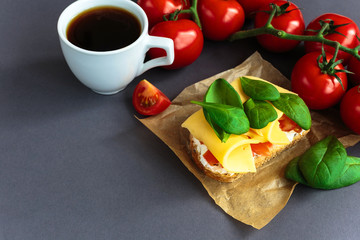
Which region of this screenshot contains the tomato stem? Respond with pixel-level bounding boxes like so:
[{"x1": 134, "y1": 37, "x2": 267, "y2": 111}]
[
  {"x1": 177, "y1": 0, "x2": 202, "y2": 29},
  {"x1": 229, "y1": 6, "x2": 360, "y2": 61}
]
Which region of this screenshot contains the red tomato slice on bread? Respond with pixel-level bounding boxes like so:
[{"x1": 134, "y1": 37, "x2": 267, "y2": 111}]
[
  {"x1": 132, "y1": 80, "x2": 171, "y2": 116},
  {"x1": 250, "y1": 142, "x2": 273, "y2": 157}
]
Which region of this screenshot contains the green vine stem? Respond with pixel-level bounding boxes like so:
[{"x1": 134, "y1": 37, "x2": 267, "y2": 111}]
[
  {"x1": 178, "y1": 0, "x2": 202, "y2": 29},
  {"x1": 229, "y1": 6, "x2": 360, "y2": 61}
]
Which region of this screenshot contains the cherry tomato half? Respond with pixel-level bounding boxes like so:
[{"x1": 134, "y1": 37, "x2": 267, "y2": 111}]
[
  {"x1": 197, "y1": 0, "x2": 245, "y2": 41},
  {"x1": 132, "y1": 80, "x2": 171, "y2": 115},
  {"x1": 148, "y1": 19, "x2": 204, "y2": 70},
  {"x1": 304, "y1": 13, "x2": 360, "y2": 65},
  {"x1": 291, "y1": 52, "x2": 348, "y2": 110},
  {"x1": 254, "y1": 0, "x2": 305, "y2": 52},
  {"x1": 340, "y1": 86, "x2": 360, "y2": 134},
  {"x1": 137, "y1": 0, "x2": 190, "y2": 29}
]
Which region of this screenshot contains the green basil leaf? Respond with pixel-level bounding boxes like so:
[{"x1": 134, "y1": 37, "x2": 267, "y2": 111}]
[
  {"x1": 285, "y1": 156, "x2": 308, "y2": 185},
  {"x1": 327, "y1": 156, "x2": 360, "y2": 189},
  {"x1": 271, "y1": 93, "x2": 311, "y2": 130},
  {"x1": 243, "y1": 99, "x2": 278, "y2": 129},
  {"x1": 298, "y1": 135, "x2": 347, "y2": 188},
  {"x1": 203, "y1": 78, "x2": 244, "y2": 142},
  {"x1": 191, "y1": 101, "x2": 250, "y2": 135},
  {"x1": 240, "y1": 77, "x2": 280, "y2": 101}
]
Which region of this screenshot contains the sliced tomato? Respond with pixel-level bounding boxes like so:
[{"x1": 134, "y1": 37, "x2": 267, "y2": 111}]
[
  {"x1": 203, "y1": 150, "x2": 221, "y2": 166},
  {"x1": 132, "y1": 80, "x2": 171, "y2": 115},
  {"x1": 250, "y1": 142, "x2": 273, "y2": 157},
  {"x1": 278, "y1": 114, "x2": 302, "y2": 133}
]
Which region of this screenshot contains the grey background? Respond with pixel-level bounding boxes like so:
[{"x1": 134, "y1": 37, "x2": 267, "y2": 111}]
[{"x1": 1, "y1": 0, "x2": 360, "y2": 239}]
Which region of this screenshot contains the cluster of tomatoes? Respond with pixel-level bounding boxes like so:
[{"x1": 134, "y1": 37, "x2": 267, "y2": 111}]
[{"x1": 133, "y1": 0, "x2": 360, "y2": 135}]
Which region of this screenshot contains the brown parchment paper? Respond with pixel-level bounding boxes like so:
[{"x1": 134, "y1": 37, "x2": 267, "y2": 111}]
[{"x1": 137, "y1": 52, "x2": 360, "y2": 229}]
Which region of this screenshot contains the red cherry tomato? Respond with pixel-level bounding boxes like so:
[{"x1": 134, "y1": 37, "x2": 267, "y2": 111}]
[
  {"x1": 340, "y1": 85, "x2": 360, "y2": 134},
  {"x1": 132, "y1": 80, "x2": 171, "y2": 115},
  {"x1": 148, "y1": 19, "x2": 204, "y2": 70},
  {"x1": 236, "y1": 0, "x2": 274, "y2": 18},
  {"x1": 304, "y1": 13, "x2": 360, "y2": 64},
  {"x1": 347, "y1": 56, "x2": 360, "y2": 86},
  {"x1": 250, "y1": 142, "x2": 273, "y2": 157},
  {"x1": 254, "y1": 0, "x2": 305, "y2": 52},
  {"x1": 291, "y1": 52, "x2": 348, "y2": 110},
  {"x1": 137, "y1": 0, "x2": 191, "y2": 29},
  {"x1": 197, "y1": 0, "x2": 245, "y2": 41}
]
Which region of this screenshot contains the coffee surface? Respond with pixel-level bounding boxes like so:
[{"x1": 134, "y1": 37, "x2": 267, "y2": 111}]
[{"x1": 67, "y1": 6, "x2": 141, "y2": 51}]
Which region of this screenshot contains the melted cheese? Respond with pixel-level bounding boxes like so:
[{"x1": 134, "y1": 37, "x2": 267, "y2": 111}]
[{"x1": 182, "y1": 76, "x2": 293, "y2": 173}]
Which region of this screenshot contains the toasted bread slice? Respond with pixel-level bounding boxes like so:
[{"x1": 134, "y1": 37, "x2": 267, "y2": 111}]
[{"x1": 188, "y1": 129, "x2": 309, "y2": 182}]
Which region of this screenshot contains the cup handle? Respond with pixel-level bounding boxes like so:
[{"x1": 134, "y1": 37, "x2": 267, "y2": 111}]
[{"x1": 137, "y1": 34, "x2": 175, "y2": 76}]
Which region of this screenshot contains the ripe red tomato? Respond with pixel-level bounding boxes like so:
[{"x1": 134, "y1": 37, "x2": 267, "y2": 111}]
[
  {"x1": 236, "y1": 0, "x2": 274, "y2": 17},
  {"x1": 340, "y1": 86, "x2": 360, "y2": 134},
  {"x1": 132, "y1": 79, "x2": 171, "y2": 115},
  {"x1": 347, "y1": 56, "x2": 360, "y2": 85},
  {"x1": 197, "y1": 0, "x2": 245, "y2": 41},
  {"x1": 291, "y1": 52, "x2": 348, "y2": 110},
  {"x1": 148, "y1": 19, "x2": 204, "y2": 70},
  {"x1": 137, "y1": 0, "x2": 190, "y2": 29},
  {"x1": 304, "y1": 13, "x2": 360, "y2": 64},
  {"x1": 254, "y1": 0, "x2": 305, "y2": 52}
]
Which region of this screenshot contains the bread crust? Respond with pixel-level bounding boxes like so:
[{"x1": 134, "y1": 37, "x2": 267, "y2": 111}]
[{"x1": 188, "y1": 130, "x2": 309, "y2": 182}]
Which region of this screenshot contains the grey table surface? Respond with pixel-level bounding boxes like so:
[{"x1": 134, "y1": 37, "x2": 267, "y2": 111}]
[{"x1": 1, "y1": 0, "x2": 360, "y2": 239}]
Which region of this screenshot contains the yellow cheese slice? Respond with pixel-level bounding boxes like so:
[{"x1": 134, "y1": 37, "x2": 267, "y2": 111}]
[
  {"x1": 182, "y1": 110, "x2": 263, "y2": 172},
  {"x1": 182, "y1": 76, "x2": 293, "y2": 173}
]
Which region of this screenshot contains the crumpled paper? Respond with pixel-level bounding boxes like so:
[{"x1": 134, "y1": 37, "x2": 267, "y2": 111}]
[{"x1": 137, "y1": 52, "x2": 360, "y2": 229}]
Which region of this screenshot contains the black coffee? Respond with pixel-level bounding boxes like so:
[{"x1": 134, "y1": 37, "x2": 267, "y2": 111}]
[{"x1": 66, "y1": 6, "x2": 141, "y2": 51}]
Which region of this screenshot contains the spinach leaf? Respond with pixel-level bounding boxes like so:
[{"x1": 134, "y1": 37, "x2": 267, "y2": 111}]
[
  {"x1": 240, "y1": 77, "x2": 280, "y2": 101},
  {"x1": 203, "y1": 78, "x2": 244, "y2": 142},
  {"x1": 243, "y1": 99, "x2": 278, "y2": 129},
  {"x1": 285, "y1": 156, "x2": 307, "y2": 185},
  {"x1": 271, "y1": 93, "x2": 311, "y2": 130},
  {"x1": 205, "y1": 78, "x2": 243, "y2": 108},
  {"x1": 298, "y1": 135, "x2": 347, "y2": 188},
  {"x1": 191, "y1": 101, "x2": 250, "y2": 135},
  {"x1": 328, "y1": 156, "x2": 360, "y2": 189}
]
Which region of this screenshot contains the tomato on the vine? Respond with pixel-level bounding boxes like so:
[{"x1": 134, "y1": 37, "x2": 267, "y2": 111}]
[
  {"x1": 347, "y1": 56, "x2": 360, "y2": 85},
  {"x1": 137, "y1": 0, "x2": 191, "y2": 29},
  {"x1": 254, "y1": 0, "x2": 305, "y2": 52},
  {"x1": 148, "y1": 19, "x2": 204, "y2": 70},
  {"x1": 236, "y1": 0, "x2": 274, "y2": 18},
  {"x1": 291, "y1": 51, "x2": 348, "y2": 110},
  {"x1": 197, "y1": 0, "x2": 245, "y2": 41},
  {"x1": 340, "y1": 85, "x2": 360, "y2": 134},
  {"x1": 304, "y1": 13, "x2": 360, "y2": 64},
  {"x1": 132, "y1": 80, "x2": 171, "y2": 115}
]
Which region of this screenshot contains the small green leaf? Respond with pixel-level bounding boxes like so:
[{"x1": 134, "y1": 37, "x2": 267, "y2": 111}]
[
  {"x1": 202, "y1": 78, "x2": 244, "y2": 142},
  {"x1": 298, "y1": 136, "x2": 347, "y2": 188},
  {"x1": 271, "y1": 93, "x2": 311, "y2": 130},
  {"x1": 327, "y1": 156, "x2": 360, "y2": 189},
  {"x1": 244, "y1": 99, "x2": 278, "y2": 129},
  {"x1": 240, "y1": 77, "x2": 280, "y2": 101},
  {"x1": 285, "y1": 156, "x2": 308, "y2": 185},
  {"x1": 191, "y1": 101, "x2": 250, "y2": 135},
  {"x1": 205, "y1": 78, "x2": 243, "y2": 108}
]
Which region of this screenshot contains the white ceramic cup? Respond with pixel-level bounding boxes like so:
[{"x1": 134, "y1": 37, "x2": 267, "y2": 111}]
[{"x1": 57, "y1": 0, "x2": 174, "y2": 95}]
